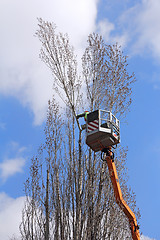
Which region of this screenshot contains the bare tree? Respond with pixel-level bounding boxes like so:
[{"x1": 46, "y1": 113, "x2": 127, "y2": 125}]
[
  {"x1": 82, "y1": 33, "x2": 135, "y2": 117},
  {"x1": 18, "y1": 19, "x2": 140, "y2": 240}
]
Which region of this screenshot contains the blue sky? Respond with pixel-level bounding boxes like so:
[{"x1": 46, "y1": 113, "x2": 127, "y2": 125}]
[{"x1": 0, "y1": 0, "x2": 159, "y2": 239}]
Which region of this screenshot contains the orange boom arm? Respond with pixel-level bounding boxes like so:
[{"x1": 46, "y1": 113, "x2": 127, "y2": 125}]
[
  {"x1": 105, "y1": 147, "x2": 140, "y2": 240},
  {"x1": 77, "y1": 109, "x2": 140, "y2": 239}
]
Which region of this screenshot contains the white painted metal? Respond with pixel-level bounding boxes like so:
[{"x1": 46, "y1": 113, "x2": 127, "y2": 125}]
[{"x1": 86, "y1": 110, "x2": 120, "y2": 152}]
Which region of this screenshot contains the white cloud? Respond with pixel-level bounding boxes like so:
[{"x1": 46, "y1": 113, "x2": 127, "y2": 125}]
[
  {"x1": 0, "y1": 157, "x2": 25, "y2": 181},
  {"x1": 141, "y1": 235, "x2": 156, "y2": 240},
  {"x1": 0, "y1": 0, "x2": 98, "y2": 125},
  {"x1": 96, "y1": 18, "x2": 128, "y2": 47},
  {"x1": 0, "y1": 192, "x2": 25, "y2": 240},
  {"x1": 0, "y1": 141, "x2": 26, "y2": 181},
  {"x1": 97, "y1": 19, "x2": 115, "y2": 41},
  {"x1": 119, "y1": 0, "x2": 160, "y2": 58}
]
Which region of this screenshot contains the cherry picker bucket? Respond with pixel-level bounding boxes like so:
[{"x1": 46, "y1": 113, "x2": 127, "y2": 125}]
[{"x1": 86, "y1": 110, "x2": 120, "y2": 152}]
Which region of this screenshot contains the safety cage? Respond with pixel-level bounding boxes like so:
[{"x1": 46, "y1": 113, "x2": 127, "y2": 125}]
[{"x1": 86, "y1": 109, "x2": 120, "y2": 152}]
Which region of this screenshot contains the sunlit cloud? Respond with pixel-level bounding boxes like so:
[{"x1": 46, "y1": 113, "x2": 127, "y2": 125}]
[
  {"x1": 119, "y1": 0, "x2": 160, "y2": 59},
  {"x1": 97, "y1": 18, "x2": 115, "y2": 41},
  {"x1": 0, "y1": 192, "x2": 25, "y2": 240},
  {"x1": 141, "y1": 235, "x2": 156, "y2": 240},
  {"x1": 0, "y1": 141, "x2": 27, "y2": 182},
  {"x1": 0, "y1": 0, "x2": 98, "y2": 125},
  {"x1": 96, "y1": 18, "x2": 128, "y2": 48},
  {"x1": 0, "y1": 157, "x2": 25, "y2": 182}
]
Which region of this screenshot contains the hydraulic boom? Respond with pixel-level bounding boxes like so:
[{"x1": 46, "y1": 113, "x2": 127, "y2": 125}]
[
  {"x1": 102, "y1": 147, "x2": 141, "y2": 240},
  {"x1": 76, "y1": 110, "x2": 141, "y2": 239}
]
